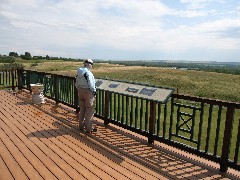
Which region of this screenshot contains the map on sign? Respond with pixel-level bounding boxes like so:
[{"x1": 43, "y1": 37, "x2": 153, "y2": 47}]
[
  {"x1": 95, "y1": 79, "x2": 174, "y2": 103},
  {"x1": 139, "y1": 88, "x2": 157, "y2": 96},
  {"x1": 95, "y1": 80, "x2": 103, "y2": 87},
  {"x1": 108, "y1": 84, "x2": 119, "y2": 88},
  {"x1": 125, "y1": 87, "x2": 139, "y2": 93}
]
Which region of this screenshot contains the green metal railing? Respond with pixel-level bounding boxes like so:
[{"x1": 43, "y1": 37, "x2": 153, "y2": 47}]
[
  {"x1": 1, "y1": 69, "x2": 239, "y2": 172},
  {"x1": 0, "y1": 68, "x2": 20, "y2": 90},
  {"x1": 22, "y1": 70, "x2": 78, "y2": 109},
  {"x1": 95, "y1": 88, "x2": 240, "y2": 172}
]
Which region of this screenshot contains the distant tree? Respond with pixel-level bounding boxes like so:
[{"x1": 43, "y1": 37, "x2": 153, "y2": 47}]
[
  {"x1": 33, "y1": 56, "x2": 43, "y2": 60},
  {"x1": 9, "y1": 52, "x2": 18, "y2": 57},
  {"x1": 46, "y1": 55, "x2": 50, "y2": 60},
  {"x1": 24, "y1": 52, "x2": 32, "y2": 60},
  {"x1": 20, "y1": 54, "x2": 25, "y2": 59},
  {"x1": 20, "y1": 52, "x2": 32, "y2": 60}
]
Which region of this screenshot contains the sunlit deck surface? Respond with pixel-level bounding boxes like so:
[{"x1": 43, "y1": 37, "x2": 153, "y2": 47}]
[{"x1": 0, "y1": 90, "x2": 239, "y2": 180}]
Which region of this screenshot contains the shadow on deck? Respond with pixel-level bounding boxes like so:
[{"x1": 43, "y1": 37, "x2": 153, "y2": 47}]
[{"x1": 0, "y1": 90, "x2": 239, "y2": 179}]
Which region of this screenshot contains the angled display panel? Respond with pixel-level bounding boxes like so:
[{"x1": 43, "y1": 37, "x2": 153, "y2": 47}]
[{"x1": 95, "y1": 78, "x2": 175, "y2": 103}]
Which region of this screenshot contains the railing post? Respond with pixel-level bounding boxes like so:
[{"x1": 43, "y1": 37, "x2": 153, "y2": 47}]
[
  {"x1": 104, "y1": 91, "x2": 110, "y2": 125},
  {"x1": 148, "y1": 101, "x2": 156, "y2": 144},
  {"x1": 17, "y1": 68, "x2": 23, "y2": 90},
  {"x1": 11, "y1": 69, "x2": 15, "y2": 90},
  {"x1": 53, "y1": 75, "x2": 59, "y2": 104},
  {"x1": 74, "y1": 78, "x2": 80, "y2": 113},
  {"x1": 220, "y1": 105, "x2": 235, "y2": 172},
  {"x1": 26, "y1": 70, "x2": 31, "y2": 92}
]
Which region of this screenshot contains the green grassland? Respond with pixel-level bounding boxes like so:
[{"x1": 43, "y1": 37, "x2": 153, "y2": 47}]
[{"x1": 21, "y1": 60, "x2": 240, "y2": 103}]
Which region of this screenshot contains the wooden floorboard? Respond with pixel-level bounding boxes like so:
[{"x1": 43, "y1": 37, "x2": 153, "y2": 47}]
[{"x1": 0, "y1": 90, "x2": 239, "y2": 180}]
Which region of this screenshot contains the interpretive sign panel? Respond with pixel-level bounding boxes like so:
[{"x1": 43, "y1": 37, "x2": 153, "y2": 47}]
[{"x1": 95, "y1": 78, "x2": 174, "y2": 103}]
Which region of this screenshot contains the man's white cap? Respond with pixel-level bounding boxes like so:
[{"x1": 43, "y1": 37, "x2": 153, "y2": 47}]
[{"x1": 84, "y1": 59, "x2": 93, "y2": 65}]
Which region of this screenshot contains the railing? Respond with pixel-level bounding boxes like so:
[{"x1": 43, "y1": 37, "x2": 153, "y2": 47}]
[
  {"x1": 22, "y1": 70, "x2": 78, "y2": 109},
  {"x1": 0, "y1": 68, "x2": 21, "y2": 90},
  {"x1": 96, "y1": 89, "x2": 240, "y2": 172},
  {"x1": 1, "y1": 69, "x2": 239, "y2": 172}
]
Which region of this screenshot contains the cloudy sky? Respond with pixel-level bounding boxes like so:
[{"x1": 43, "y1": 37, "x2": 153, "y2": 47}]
[{"x1": 0, "y1": 0, "x2": 240, "y2": 62}]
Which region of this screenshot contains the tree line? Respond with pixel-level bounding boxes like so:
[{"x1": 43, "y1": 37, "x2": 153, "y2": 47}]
[
  {"x1": 1, "y1": 52, "x2": 240, "y2": 75},
  {"x1": 1, "y1": 51, "x2": 74, "y2": 61},
  {"x1": 104, "y1": 60, "x2": 240, "y2": 75},
  {"x1": 0, "y1": 51, "x2": 82, "y2": 69}
]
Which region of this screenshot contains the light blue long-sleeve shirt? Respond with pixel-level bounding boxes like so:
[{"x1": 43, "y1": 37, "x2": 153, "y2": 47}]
[{"x1": 75, "y1": 67, "x2": 96, "y2": 93}]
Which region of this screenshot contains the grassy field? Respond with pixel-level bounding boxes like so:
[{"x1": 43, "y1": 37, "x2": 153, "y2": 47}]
[{"x1": 21, "y1": 60, "x2": 240, "y2": 102}]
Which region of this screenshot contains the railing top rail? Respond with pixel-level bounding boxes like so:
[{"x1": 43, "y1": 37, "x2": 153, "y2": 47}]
[
  {"x1": 0, "y1": 68, "x2": 23, "y2": 71},
  {"x1": 172, "y1": 93, "x2": 240, "y2": 108},
  {"x1": 24, "y1": 70, "x2": 75, "y2": 78}
]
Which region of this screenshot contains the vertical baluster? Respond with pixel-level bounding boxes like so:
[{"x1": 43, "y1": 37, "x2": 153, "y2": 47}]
[
  {"x1": 7, "y1": 70, "x2": 9, "y2": 87},
  {"x1": 74, "y1": 78, "x2": 79, "y2": 113},
  {"x1": 121, "y1": 94, "x2": 125, "y2": 124},
  {"x1": 95, "y1": 89, "x2": 99, "y2": 114},
  {"x1": 214, "y1": 105, "x2": 222, "y2": 156},
  {"x1": 11, "y1": 70, "x2": 15, "y2": 90},
  {"x1": 135, "y1": 98, "x2": 139, "y2": 129},
  {"x1": 130, "y1": 96, "x2": 134, "y2": 127},
  {"x1": 64, "y1": 78, "x2": 67, "y2": 102},
  {"x1": 140, "y1": 99, "x2": 143, "y2": 130},
  {"x1": 0, "y1": 71, "x2": 2, "y2": 85},
  {"x1": 234, "y1": 119, "x2": 240, "y2": 163},
  {"x1": 60, "y1": 77, "x2": 63, "y2": 101},
  {"x1": 169, "y1": 97, "x2": 174, "y2": 140},
  {"x1": 190, "y1": 108, "x2": 197, "y2": 141},
  {"x1": 104, "y1": 91, "x2": 110, "y2": 125},
  {"x1": 61, "y1": 78, "x2": 64, "y2": 101},
  {"x1": 117, "y1": 93, "x2": 121, "y2": 122},
  {"x1": 114, "y1": 93, "x2": 117, "y2": 121},
  {"x1": 197, "y1": 102, "x2": 205, "y2": 150},
  {"x1": 157, "y1": 103, "x2": 162, "y2": 136},
  {"x1": 205, "y1": 104, "x2": 213, "y2": 153},
  {"x1": 54, "y1": 75, "x2": 59, "y2": 104},
  {"x1": 69, "y1": 78, "x2": 72, "y2": 103},
  {"x1": 163, "y1": 102, "x2": 168, "y2": 138},
  {"x1": 101, "y1": 90, "x2": 105, "y2": 116},
  {"x1": 126, "y1": 96, "x2": 129, "y2": 125},
  {"x1": 145, "y1": 100, "x2": 149, "y2": 132},
  {"x1": 109, "y1": 92, "x2": 112, "y2": 119},
  {"x1": 3, "y1": 71, "x2": 5, "y2": 86}
]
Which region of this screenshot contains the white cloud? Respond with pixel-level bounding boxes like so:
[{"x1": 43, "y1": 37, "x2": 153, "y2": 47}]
[
  {"x1": 0, "y1": 0, "x2": 239, "y2": 61},
  {"x1": 179, "y1": 0, "x2": 225, "y2": 9}
]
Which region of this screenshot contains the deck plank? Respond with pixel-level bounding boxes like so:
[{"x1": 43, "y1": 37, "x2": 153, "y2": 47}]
[
  {"x1": 0, "y1": 124, "x2": 43, "y2": 179},
  {"x1": 0, "y1": 97, "x2": 88, "y2": 179},
  {"x1": 0, "y1": 90, "x2": 239, "y2": 180},
  {"x1": 0, "y1": 156, "x2": 13, "y2": 180},
  {"x1": 0, "y1": 102, "x2": 69, "y2": 179},
  {"x1": 0, "y1": 139, "x2": 28, "y2": 179}
]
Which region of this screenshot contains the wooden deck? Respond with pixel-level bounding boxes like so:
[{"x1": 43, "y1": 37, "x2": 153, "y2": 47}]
[{"x1": 0, "y1": 90, "x2": 239, "y2": 180}]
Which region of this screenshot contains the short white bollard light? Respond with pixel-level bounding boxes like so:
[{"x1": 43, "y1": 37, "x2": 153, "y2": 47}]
[{"x1": 30, "y1": 83, "x2": 46, "y2": 104}]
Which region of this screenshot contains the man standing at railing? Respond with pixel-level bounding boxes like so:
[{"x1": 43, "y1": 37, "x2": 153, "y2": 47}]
[{"x1": 75, "y1": 59, "x2": 97, "y2": 133}]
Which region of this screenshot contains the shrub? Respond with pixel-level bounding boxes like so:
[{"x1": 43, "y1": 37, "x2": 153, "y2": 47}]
[
  {"x1": 0, "y1": 63, "x2": 25, "y2": 70},
  {"x1": 0, "y1": 56, "x2": 16, "y2": 63}
]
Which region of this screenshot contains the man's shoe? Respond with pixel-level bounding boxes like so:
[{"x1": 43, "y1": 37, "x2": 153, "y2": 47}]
[
  {"x1": 91, "y1": 128, "x2": 97, "y2": 132},
  {"x1": 87, "y1": 128, "x2": 97, "y2": 133}
]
